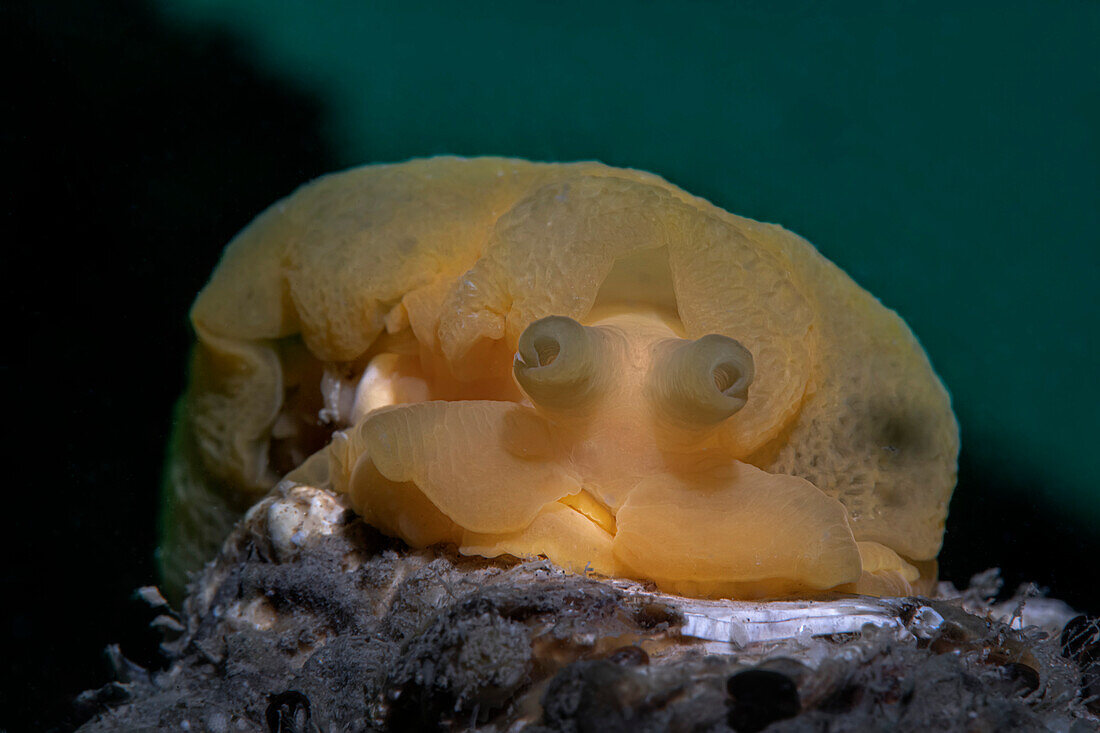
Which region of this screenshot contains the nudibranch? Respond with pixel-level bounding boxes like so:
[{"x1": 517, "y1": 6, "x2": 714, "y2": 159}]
[{"x1": 162, "y1": 157, "x2": 958, "y2": 599}]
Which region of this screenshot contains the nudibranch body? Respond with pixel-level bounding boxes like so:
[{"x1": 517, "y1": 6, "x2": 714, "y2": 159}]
[{"x1": 163, "y1": 157, "x2": 958, "y2": 599}]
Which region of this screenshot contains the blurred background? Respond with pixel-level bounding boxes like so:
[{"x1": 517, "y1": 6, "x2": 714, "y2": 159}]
[{"x1": 4, "y1": 1, "x2": 1097, "y2": 729}]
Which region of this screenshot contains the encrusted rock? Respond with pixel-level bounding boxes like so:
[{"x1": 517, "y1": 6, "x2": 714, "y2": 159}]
[{"x1": 77, "y1": 486, "x2": 1098, "y2": 731}]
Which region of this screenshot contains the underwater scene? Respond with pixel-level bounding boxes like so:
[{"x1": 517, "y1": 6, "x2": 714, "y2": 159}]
[{"x1": 5, "y1": 1, "x2": 1097, "y2": 730}]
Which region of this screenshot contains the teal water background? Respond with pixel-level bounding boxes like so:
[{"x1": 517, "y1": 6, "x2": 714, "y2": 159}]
[{"x1": 157, "y1": 1, "x2": 1099, "y2": 521}]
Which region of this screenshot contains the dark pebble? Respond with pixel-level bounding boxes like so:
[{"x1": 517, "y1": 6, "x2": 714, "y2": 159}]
[
  {"x1": 1002, "y1": 661, "x2": 1040, "y2": 696},
  {"x1": 605, "y1": 645, "x2": 649, "y2": 666},
  {"x1": 727, "y1": 668, "x2": 800, "y2": 732},
  {"x1": 633, "y1": 602, "x2": 680, "y2": 629},
  {"x1": 1061, "y1": 615, "x2": 1099, "y2": 667},
  {"x1": 1083, "y1": 661, "x2": 1100, "y2": 715},
  {"x1": 266, "y1": 690, "x2": 312, "y2": 733}
]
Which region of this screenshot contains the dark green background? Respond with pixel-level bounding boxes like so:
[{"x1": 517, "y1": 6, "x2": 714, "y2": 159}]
[{"x1": 161, "y1": 0, "x2": 1099, "y2": 520}]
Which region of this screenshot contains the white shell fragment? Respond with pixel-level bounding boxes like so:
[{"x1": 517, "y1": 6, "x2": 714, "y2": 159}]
[
  {"x1": 318, "y1": 369, "x2": 359, "y2": 426},
  {"x1": 667, "y1": 595, "x2": 942, "y2": 650},
  {"x1": 262, "y1": 484, "x2": 349, "y2": 562}
]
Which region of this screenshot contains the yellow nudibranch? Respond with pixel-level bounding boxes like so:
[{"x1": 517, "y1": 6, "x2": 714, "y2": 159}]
[{"x1": 162, "y1": 157, "x2": 958, "y2": 600}]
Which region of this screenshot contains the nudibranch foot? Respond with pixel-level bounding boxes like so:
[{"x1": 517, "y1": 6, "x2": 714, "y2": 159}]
[
  {"x1": 338, "y1": 401, "x2": 580, "y2": 536},
  {"x1": 612, "y1": 466, "x2": 862, "y2": 598},
  {"x1": 293, "y1": 405, "x2": 930, "y2": 599}
]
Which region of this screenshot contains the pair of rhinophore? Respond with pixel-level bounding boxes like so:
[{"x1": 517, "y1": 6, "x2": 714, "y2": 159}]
[{"x1": 514, "y1": 313, "x2": 754, "y2": 431}]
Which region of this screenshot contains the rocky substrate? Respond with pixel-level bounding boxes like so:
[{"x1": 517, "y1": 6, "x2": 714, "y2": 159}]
[{"x1": 75, "y1": 486, "x2": 1099, "y2": 732}]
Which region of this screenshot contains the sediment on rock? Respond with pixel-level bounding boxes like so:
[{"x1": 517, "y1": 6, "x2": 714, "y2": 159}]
[{"x1": 75, "y1": 487, "x2": 1098, "y2": 732}]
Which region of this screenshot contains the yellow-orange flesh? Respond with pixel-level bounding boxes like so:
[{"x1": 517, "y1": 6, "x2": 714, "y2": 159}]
[{"x1": 169, "y1": 157, "x2": 958, "y2": 599}]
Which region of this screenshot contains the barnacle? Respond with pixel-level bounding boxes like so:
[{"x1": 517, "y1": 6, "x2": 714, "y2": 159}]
[{"x1": 162, "y1": 156, "x2": 958, "y2": 599}]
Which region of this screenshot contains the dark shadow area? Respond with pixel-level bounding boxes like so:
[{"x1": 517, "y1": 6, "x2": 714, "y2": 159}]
[
  {"x1": 1, "y1": 1, "x2": 336, "y2": 730},
  {"x1": 940, "y1": 442, "x2": 1100, "y2": 616}
]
